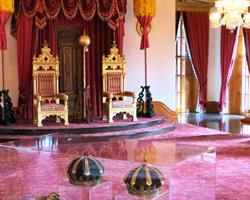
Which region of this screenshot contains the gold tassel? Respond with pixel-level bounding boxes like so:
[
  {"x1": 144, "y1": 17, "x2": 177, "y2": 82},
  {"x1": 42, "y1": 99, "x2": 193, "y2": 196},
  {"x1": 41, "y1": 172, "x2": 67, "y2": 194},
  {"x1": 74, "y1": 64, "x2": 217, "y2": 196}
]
[
  {"x1": 0, "y1": 0, "x2": 14, "y2": 13},
  {"x1": 133, "y1": 0, "x2": 156, "y2": 17}
]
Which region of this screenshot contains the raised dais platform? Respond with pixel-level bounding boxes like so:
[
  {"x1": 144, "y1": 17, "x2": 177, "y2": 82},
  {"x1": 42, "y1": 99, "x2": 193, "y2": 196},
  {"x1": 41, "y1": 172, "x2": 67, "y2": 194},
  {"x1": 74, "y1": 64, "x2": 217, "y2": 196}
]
[{"x1": 0, "y1": 115, "x2": 176, "y2": 138}]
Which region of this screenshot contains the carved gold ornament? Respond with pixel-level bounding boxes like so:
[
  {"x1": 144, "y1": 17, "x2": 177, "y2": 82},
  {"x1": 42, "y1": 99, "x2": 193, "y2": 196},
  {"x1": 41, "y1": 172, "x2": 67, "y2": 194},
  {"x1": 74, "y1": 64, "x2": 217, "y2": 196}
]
[{"x1": 136, "y1": 21, "x2": 154, "y2": 36}]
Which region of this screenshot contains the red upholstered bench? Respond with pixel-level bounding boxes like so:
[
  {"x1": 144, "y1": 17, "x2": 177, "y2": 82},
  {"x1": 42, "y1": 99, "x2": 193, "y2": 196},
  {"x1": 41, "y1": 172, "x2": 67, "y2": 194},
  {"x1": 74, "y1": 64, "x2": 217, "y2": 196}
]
[
  {"x1": 240, "y1": 117, "x2": 250, "y2": 124},
  {"x1": 240, "y1": 117, "x2": 250, "y2": 134}
]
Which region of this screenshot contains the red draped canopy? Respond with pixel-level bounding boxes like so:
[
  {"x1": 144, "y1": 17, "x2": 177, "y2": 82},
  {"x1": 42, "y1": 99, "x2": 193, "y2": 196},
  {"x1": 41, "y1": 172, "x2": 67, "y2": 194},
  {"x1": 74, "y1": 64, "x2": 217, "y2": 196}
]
[
  {"x1": 12, "y1": 0, "x2": 127, "y2": 120},
  {"x1": 14, "y1": 0, "x2": 126, "y2": 30}
]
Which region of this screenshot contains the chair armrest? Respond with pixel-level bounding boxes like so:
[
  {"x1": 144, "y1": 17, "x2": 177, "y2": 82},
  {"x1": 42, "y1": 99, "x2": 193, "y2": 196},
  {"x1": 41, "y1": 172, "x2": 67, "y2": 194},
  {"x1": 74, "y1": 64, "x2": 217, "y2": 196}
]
[
  {"x1": 34, "y1": 94, "x2": 42, "y2": 101},
  {"x1": 122, "y1": 91, "x2": 137, "y2": 98},
  {"x1": 103, "y1": 92, "x2": 113, "y2": 99},
  {"x1": 56, "y1": 93, "x2": 68, "y2": 100}
]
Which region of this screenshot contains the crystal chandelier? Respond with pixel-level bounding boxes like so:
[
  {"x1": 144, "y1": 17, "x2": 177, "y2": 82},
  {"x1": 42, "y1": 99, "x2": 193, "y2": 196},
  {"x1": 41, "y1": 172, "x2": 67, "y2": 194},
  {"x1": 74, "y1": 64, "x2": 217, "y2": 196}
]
[{"x1": 210, "y1": 0, "x2": 250, "y2": 30}]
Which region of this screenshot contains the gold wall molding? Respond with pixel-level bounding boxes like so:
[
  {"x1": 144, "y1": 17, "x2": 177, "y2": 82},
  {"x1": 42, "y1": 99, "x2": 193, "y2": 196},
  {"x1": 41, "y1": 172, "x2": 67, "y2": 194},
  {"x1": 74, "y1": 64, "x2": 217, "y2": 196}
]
[
  {"x1": 176, "y1": 2, "x2": 214, "y2": 12},
  {"x1": 151, "y1": 101, "x2": 178, "y2": 122}
]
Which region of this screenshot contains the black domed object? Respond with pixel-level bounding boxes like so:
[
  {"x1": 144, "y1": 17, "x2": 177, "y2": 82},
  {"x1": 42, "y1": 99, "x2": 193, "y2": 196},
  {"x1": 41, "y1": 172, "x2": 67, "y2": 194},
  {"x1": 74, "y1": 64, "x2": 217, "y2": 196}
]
[
  {"x1": 67, "y1": 156, "x2": 105, "y2": 186},
  {"x1": 124, "y1": 164, "x2": 165, "y2": 196}
]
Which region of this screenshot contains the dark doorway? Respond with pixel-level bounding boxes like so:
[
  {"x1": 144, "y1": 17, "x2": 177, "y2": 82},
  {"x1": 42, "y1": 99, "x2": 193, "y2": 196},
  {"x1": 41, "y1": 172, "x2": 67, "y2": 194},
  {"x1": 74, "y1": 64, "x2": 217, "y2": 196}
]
[{"x1": 57, "y1": 27, "x2": 83, "y2": 118}]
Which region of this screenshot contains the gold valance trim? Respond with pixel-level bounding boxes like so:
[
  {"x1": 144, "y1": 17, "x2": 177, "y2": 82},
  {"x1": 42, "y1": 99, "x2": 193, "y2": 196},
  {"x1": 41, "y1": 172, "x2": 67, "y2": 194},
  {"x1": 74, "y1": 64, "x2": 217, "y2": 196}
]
[{"x1": 176, "y1": 2, "x2": 214, "y2": 12}]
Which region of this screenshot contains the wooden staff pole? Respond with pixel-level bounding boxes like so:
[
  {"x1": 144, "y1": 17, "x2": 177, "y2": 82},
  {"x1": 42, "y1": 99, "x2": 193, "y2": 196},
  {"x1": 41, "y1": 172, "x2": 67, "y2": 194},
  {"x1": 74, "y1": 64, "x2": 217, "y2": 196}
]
[{"x1": 1, "y1": 50, "x2": 4, "y2": 90}]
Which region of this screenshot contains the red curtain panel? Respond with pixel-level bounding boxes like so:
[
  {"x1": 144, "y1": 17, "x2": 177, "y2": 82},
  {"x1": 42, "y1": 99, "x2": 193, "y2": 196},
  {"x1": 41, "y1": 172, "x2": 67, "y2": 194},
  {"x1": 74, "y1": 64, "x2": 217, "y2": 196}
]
[
  {"x1": 16, "y1": 12, "x2": 35, "y2": 119},
  {"x1": 176, "y1": 11, "x2": 181, "y2": 38},
  {"x1": 0, "y1": 11, "x2": 10, "y2": 50},
  {"x1": 243, "y1": 28, "x2": 250, "y2": 73},
  {"x1": 219, "y1": 26, "x2": 239, "y2": 111},
  {"x1": 183, "y1": 12, "x2": 209, "y2": 111},
  {"x1": 20, "y1": 0, "x2": 126, "y2": 28}
]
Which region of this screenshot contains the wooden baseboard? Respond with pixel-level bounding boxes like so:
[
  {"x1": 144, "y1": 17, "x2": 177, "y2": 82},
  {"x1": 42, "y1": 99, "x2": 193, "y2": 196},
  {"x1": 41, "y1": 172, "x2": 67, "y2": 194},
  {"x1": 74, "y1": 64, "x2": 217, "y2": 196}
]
[
  {"x1": 206, "y1": 101, "x2": 219, "y2": 113},
  {"x1": 152, "y1": 101, "x2": 178, "y2": 122}
]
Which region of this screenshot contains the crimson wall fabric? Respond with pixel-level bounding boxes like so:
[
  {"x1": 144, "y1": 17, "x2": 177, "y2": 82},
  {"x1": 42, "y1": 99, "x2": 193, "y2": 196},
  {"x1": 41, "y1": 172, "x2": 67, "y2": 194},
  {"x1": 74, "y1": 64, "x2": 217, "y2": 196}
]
[
  {"x1": 84, "y1": 17, "x2": 113, "y2": 116},
  {"x1": 16, "y1": 12, "x2": 36, "y2": 119},
  {"x1": 0, "y1": 11, "x2": 10, "y2": 50},
  {"x1": 183, "y1": 12, "x2": 209, "y2": 110},
  {"x1": 219, "y1": 26, "x2": 239, "y2": 111}
]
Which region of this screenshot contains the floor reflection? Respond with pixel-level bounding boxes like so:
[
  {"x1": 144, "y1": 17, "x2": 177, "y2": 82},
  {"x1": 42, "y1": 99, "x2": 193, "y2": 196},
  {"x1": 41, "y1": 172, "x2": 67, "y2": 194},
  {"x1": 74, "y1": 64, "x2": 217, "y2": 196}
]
[
  {"x1": 4, "y1": 134, "x2": 211, "y2": 166},
  {"x1": 178, "y1": 113, "x2": 245, "y2": 134}
]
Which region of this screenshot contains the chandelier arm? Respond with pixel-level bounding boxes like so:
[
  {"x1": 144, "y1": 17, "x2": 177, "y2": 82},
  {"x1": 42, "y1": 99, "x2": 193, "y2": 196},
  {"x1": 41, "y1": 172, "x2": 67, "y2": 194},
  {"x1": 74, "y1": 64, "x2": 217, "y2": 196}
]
[{"x1": 210, "y1": 0, "x2": 250, "y2": 30}]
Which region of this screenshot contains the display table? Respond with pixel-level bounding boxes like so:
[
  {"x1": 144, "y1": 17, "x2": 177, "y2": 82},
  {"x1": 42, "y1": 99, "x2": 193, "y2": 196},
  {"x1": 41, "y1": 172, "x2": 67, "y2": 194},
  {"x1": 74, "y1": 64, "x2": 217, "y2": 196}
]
[{"x1": 0, "y1": 135, "x2": 216, "y2": 199}]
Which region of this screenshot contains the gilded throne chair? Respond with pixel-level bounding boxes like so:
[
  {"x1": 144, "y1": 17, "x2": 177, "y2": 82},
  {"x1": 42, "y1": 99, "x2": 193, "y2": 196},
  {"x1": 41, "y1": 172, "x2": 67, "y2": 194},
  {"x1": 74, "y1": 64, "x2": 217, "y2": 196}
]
[
  {"x1": 102, "y1": 42, "x2": 137, "y2": 123},
  {"x1": 32, "y1": 43, "x2": 69, "y2": 127}
]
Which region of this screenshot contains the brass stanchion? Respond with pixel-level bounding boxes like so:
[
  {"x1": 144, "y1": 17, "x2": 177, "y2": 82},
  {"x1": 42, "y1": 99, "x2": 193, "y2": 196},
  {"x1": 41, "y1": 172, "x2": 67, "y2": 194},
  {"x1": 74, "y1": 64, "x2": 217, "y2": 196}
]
[
  {"x1": 134, "y1": 0, "x2": 156, "y2": 118},
  {"x1": 78, "y1": 33, "x2": 92, "y2": 123}
]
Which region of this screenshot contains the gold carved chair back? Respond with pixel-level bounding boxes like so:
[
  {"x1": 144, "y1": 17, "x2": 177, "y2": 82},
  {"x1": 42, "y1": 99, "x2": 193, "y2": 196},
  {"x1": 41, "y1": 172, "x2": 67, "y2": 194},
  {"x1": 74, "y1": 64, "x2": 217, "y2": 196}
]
[
  {"x1": 102, "y1": 42, "x2": 137, "y2": 122},
  {"x1": 32, "y1": 43, "x2": 69, "y2": 126}
]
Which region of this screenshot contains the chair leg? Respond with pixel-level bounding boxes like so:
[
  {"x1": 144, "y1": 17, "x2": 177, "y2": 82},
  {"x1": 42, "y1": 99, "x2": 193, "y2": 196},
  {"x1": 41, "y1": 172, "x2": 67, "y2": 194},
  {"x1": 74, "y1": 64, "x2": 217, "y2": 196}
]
[
  {"x1": 102, "y1": 112, "x2": 107, "y2": 121},
  {"x1": 108, "y1": 111, "x2": 113, "y2": 123},
  {"x1": 108, "y1": 117, "x2": 113, "y2": 122},
  {"x1": 133, "y1": 112, "x2": 138, "y2": 122},
  {"x1": 33, "y1": 111, "x2": 38, "y2": 125},
  {"x1": 37, "y1": 115, "x2": 43, "y2": 127},
  {"x1": 64, "y1": 114, "x2": 69, "y2": 125},
  {"x1": 122, "y1": 113, "x2": 127, "y2": 120},
  {"x1": 56, "y1": 116, "x2": 61, "y2": 123},
  {"x1": 241, "y1": 123, "x2": 247, "y2": 134}
]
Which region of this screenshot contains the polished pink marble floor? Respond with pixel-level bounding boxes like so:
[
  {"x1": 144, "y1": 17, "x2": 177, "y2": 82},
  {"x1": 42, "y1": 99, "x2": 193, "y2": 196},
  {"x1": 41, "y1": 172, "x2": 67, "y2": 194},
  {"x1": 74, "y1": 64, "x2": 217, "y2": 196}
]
[
  {"x1": 0, "y1": 131, "x2": 215, "y2": 199},
  {"x1": 1, "y1": 122, "x2": 250, "y2": 199}
]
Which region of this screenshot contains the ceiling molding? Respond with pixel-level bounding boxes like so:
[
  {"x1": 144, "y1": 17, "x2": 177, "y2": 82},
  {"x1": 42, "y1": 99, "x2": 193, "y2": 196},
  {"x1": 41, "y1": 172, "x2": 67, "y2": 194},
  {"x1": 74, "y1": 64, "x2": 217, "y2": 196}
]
[{"x1": 176, "y1": 2, "x2": 215, "y2": 12}]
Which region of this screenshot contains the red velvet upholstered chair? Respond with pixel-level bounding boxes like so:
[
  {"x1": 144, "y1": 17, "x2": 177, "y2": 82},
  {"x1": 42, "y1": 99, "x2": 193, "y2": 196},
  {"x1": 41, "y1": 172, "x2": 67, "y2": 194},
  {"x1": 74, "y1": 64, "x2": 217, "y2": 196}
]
[
  {"x1": 240, "y1": 113, "x2": 250, "y2": 132},
  {"x1": 32, "y1": 43, "x2": 69, "y2": 127},
  {"x1": 102, "y1": 42, "x2": 137, "y2": 123}
]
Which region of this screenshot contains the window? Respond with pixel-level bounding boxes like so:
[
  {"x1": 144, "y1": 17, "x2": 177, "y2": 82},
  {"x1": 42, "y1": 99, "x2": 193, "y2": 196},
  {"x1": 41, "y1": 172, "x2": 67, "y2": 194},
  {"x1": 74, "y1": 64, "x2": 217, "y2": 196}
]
[
  {"x1": 176, "y1": 18, "x2": 186, "y2": 113},
  {"x1": 241, "y1": 39, "x2": 250, "y2": 113}
]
